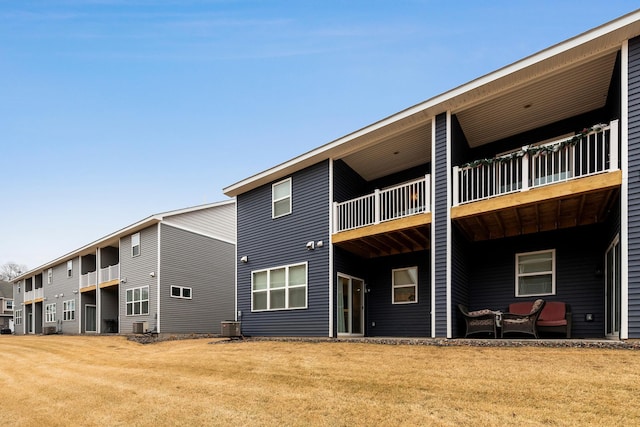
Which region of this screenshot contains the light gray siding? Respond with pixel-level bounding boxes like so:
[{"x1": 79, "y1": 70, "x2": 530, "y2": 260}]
[
  {"x1": 119, "y1": 225, "x2": 159, "y2": 333},
  {"x1": 45, "y1": 259, "x2": 80, "y2": 334},
  {"x1": 237, "y1": 160, "x2": 330, "y2": 336},
  {"x1": 163, "y1": 202, "x2": 236, "y2": 243},
  {"x1": 628, "y1": 35, "x2": 640, "y2": 337},
  {"x1": 433, "y1": 113, "x2": 448, "y2": 337},
  {"x1": 159, "y1": 224, "x2": 235, "y2": 333},
  {"x1": 12, "y1": 281, "x2": 24, "y2": 334}
]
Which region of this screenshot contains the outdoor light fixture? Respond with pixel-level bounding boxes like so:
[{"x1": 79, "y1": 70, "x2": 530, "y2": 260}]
[
  {"x1": 240, "y1": 256, "x2": 248, "y2": 263},
  {"x1": 306, "y1": 241, "x2": 315, "y2": 250}
]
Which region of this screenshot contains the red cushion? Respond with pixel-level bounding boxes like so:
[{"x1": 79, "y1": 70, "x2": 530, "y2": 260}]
[
  {"x1": 539, "y1": 301, "x2": 566, "y2": 321},
  {"x1": 537, "y1": 319, "x2": 567, "y2": 327},
  {"x1": 508, "y1": 302, "x2": 533, "y2": 315}
]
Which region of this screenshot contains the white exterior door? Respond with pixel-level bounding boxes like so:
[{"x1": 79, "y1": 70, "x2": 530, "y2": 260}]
[{"x1": 337, "y1": 274, "x2": 364, "y2": 336}]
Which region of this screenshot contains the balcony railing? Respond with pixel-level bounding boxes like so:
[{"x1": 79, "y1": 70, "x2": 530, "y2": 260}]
[
  {"x1": 24, "y1": 288, "x2": 44, "y2": 302},
  {"x1": 452, "y1": 120, "x2": 619, "y2": 206},
  {"x1": 333, "y1": 175, "x2": 430, "y2": 233},
  {"x1": 99, "y1": 264, "x2": 120, "y2": 284},
  {"x1": 80, "y1": 271, "x2": 98, "y2": 288}
]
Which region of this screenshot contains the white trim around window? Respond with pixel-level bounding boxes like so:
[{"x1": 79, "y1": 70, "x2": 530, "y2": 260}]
[
  {"x1": 66, "y1": 260, "x2": 73, "y2": 278},
  {"x1": 515, "y1": 249, "x2": 556, "y2": 297},
  {"x1": 272, "y1": 177, "x2": 292, "y2": 218},
  {"x1": 47, "y1": 268, "x2": 52, "y2": 284},
  {"x1": 251, "y1": 262, "x2": 307, "y2": 311},
  {"x1": 15, "y1": 309, "x2": 22, "y2": 325},
  {"x1": 63, "y1": 299, "x2": 76, "y2": 321},
  {"x1": 6, "y1": 300, "x2": 13, "y2": 311},
  {"x1": 392, "y1": 267, "x2": 418, "y2": 304},
  {"x1": 126, "y1": 285, "x2": 149, "y2": 316},
  {"x1": 171, "y1": 285, "x2": 192, "y2": 299},
  {"x1": 131, "y1": 232, "x2": 141, "y2": 257},
  {"x1": 45, "y1": 303, "x2": 56, "y2": 323}
]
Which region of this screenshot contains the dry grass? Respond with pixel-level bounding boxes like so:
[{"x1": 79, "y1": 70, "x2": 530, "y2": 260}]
[{"x1": 1, "y1": 336, "x2": 640, "y2": 426}]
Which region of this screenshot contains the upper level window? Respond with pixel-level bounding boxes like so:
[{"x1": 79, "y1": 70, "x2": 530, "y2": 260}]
[
  {"x1": 272, "y1": 178, "x2": 292, "y2": 218},
  {"x1": 6, "y1": 300, "x2": 13, "y2": 311},
  {"x1": 66, "y1": 260, "x2": 73, "y2": 278},
  {"x1": 252, "y1": 263, "x2": 307, "y2": 311},
  {"x1": 47, "y1": 268, "x2": 52, "y2": 284},
  {"x1": 516, "y1": 249, "x2": 555, "y2": 297},
  {"x1": 131, "y1": 233, "x2": 141, "y2": 257},
  {"x1": 392, "y1": 267, "x2": 418, "y2": 304}
]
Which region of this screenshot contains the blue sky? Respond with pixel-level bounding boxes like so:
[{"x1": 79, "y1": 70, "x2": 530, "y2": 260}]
[{"x1": 1, "y1": 1, "x2": 638, "y2": 271}]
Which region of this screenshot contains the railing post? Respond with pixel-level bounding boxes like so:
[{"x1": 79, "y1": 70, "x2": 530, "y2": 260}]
[
  {"x1": 452, "y1": 167, "x2": 459, "y2": 207},
  {"x1": 332, "y1": 202, "x2": 339, "y2": 233},
  {"x1": 425, "y1": 174, "x2": 431, "y2": 212},
  {"x1": 374, "y1": 189, "x2": 380, "y2": 224},
  {"x1": 610, "y1": 119, "x2": 619, "y2": 171},
  {"x1": 521, "y1": 150, "x2": 530, "y2": 191}
]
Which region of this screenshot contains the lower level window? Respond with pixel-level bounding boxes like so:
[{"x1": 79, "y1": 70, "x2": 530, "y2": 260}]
[
  {"x1": 516, "y1": 249, "x2": 555, "y2": 297},
  {"x1": 252, "y1": 263, "x2": 307, "y2": 311},
  {"x1": 45, "y1": 303, "x2": 56, "y2": 323},
  {"x1": 15, "y1": 309, "x2": 22, "y2": 325},
  {"x1": 171, "y1": 285, "x2": 192, "y2": 299},
  {"x1": 63, "y1": 300, "x2": 76, "y2": 321},
  {"x1": 126, "y1": 286, "x2": 149, "y2": 315},
  {"x1": 392, "y1": 267, "x2": 418, "y2": 304}
]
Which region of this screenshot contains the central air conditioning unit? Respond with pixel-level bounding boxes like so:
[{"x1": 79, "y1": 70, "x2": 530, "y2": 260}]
[{"x1": 132, "y1": 321, "x2": 148, "y2": 334}]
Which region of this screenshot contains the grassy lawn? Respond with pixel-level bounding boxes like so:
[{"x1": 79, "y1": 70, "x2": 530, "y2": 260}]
[{"x1": 1, "y1": 336, "x2": 640, "y2": 426}]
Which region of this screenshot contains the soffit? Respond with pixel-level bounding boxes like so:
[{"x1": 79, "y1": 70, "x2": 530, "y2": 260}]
[{"x1": 455, "y1": 51, "x2": 618, "y2": 148}]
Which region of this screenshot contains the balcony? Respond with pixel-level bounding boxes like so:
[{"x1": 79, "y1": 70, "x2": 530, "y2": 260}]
[
  {"x1": 451, "y1": 121, "x2": 621, "y2": 240},
  {"x1": 332, "y1": 176, "x2": 431, "y2": 258},
  {"x1": 24, "y1": 288, "x2": 44, "y2": 303},
  {"x1": 80, "y1": 271, "x2": 98, "y2": 289},
  {"x1": 99, "y1": 264, "x2": 120, "y2": 287}
]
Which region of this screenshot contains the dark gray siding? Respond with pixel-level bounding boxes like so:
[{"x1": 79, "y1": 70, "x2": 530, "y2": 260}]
[
  {"x1": 466, "y1": 224, "x2": 610, "y2": 338},
  {"x1": 160, "y1": 224, "x2": 235, "y2": 334},
  {"x1": 628, "y1": 36, "x2": 640, "y2": 338},
  {"x1": 333, "y1": 159, "x2": 367, "y2": 203},
  {"x1": 433, "y1": 113, "x2": 448, "y2": 336},
  {"x1": 119, "y1": 225, "x2": 159, "y2": 333},
  {"x1": 451, "y1": 227, "x2": 470, "y2": 337},
  {"x1": 237, "y1": 160, "x2": 330, "y2": 336}
]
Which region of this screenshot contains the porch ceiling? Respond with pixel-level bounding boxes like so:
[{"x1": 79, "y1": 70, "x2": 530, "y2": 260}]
[
  {"x1": 451, "y1": 173, "x2": 621, "y2": 241},
  {"x1": 333, "y1": 215, "x2": 431, "y2": 258}
]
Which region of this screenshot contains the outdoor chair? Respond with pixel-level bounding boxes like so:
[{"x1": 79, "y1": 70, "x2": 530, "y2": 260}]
[
  {"x1": 458, "y1": 304, "x2": 497, "y2": 338},
  {"x1": 501, "y1": 299, "x2": 546, "y2": 338}
]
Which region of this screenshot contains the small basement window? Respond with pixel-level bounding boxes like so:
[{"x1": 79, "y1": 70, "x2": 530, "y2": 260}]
[{"x1": 171, "y1": 285, "x2": 192, "y2": 299}]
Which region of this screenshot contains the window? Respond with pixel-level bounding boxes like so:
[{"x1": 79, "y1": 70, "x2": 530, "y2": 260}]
[
  {"x1": 272, "y1": 178, "x2": 292, "y2": 218},
  {"x1": 126, "y1": 286, "x2": 149, "y2": 316},
  {"x1": 45, "y1": 303, "x2": 56, "y2": 323},
  {"x1": 392, "y1": 267, "x2": 418, "y2": 304},
  {"x1": 66, "y1": 260, "x2": 73, "y2": 278},
  {"x1": 47, "y1": 268, "x2": 52, "y2": 284},
  {"x1": 63, "y1": 300, "x2": 75, "y2": 321},
  {"x1": 170, "y1": 285, "x2": 192, "y2": 299},
  {"x1": 15, "y1": 309, "x2": 22, "y2": 325},
  {"x1": 252, "y1": 263, "x2": 307, "y2": 311},
  {"x1": 131, "y1": 233, "x2": 141, "y2": 257},
  {"x1": 516, "y1": 249, "x2": 555, "y2": 297},
  {"x1": 6, "y1": 300, "x2": 13, "y2": 311}
]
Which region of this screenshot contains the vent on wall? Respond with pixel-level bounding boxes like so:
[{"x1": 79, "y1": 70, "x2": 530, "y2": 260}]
[{"x1": 132, "y1": 322, "x2": 149, "y2": 334}]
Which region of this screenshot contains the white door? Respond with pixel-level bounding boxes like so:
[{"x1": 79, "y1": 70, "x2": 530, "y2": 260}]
[
  {"x1": 337, "y1": 274, "x2": 364, "y2": 336},
  {"x1": 605, "y1": 236, "x2": 621, "y2": 339},
  {"x1": 85, "y1": 305, "x2": 97, "y2": 333}
]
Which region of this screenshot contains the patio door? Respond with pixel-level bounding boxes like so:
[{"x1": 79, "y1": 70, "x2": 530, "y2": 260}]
[
  {"x1": 27, "y1": 311, "x2": 33, "y2": 334},
  {"x1": 337, "y1": 274, "x2": 364, "y2": 336},
  {"x1": 605, "y1": 236, "x2": 621, "y2": 339},
  {"x1": 85, "y1": 305, "x2": 97, "y2": 333}
]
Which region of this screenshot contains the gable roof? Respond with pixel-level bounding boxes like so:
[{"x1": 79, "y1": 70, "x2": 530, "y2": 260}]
[
  {"x1": 223, "y1": 9, "x2": 640, "y2": 197},
  {"x1": 13, "y1": 199, "x2": 235, "y2": 282}
]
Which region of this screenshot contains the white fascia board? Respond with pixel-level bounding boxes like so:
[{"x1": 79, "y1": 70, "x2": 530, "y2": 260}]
[
  {"x1": 223, "y1": 10, "x2": 640, "y2": 198},
  {"x1": 157, "y1": 199, "x2": 235, "y2": 219}
]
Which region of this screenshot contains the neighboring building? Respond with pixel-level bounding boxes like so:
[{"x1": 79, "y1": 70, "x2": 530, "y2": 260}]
[
  {"x1": 224, "y1": 10, "x2": 640, "y2": 339},
  {"x1": 0, "y1": 281, "x2": 14, "y2": 332},
  {"x1": 12, "y1": 201, "x2": 235, "y2": 335}
]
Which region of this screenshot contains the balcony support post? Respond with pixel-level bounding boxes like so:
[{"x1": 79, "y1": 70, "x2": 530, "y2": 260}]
[{"x1": 374, "y1": 189, "x2": 381, "y2": 225}]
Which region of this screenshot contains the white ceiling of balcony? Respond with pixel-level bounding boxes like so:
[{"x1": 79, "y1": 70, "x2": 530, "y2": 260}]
[{"x1": 453, "y1": 51, "x2": 618, "y2": 148}]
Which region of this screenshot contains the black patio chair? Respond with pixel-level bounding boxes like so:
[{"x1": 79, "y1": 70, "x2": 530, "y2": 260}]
[{"x1": 458, "y1": 304, "x2": 497, "y2": 338}]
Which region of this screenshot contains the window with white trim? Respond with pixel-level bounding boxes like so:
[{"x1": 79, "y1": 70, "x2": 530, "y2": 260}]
[
  {"x1": 131, "y1": 232, "x2": 141, "y2": 257},
  {"x1": 66, "y1": 260, "x2": 73, "y2": 278},
  {"x1": 171, "y1": 285, "x2": 192, "y2": 299},
  {"x1": 516, "y1": 249, "x2": 555, "y2": 297},
  {"x1": 126, "y1": 286, "x2": 149, "y2": 315},
  {"x1": 272, "y1": 178, "x2": 292, "y2": 218},
  {"x1": 6, "y1": 300, "x2": 13, "y2": 311},
  {"x1": 252, "y1": 263, "x2": 307, "y2": 311},
  {"x1": 47, "y1": 268, "x2": 52, "y2": 284},
  {"x1": 63, "y1": 300, "x2": 75, "y2": 321},
  {"x1": 392, "y1": 267, "x2": 418, "y2": 304},
  {"x1": 15, "y1": 309, "x2": 22, "y2": 325},
  {"x1": 45, "y1": 303, "x2": 56, "y2": 323}
]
